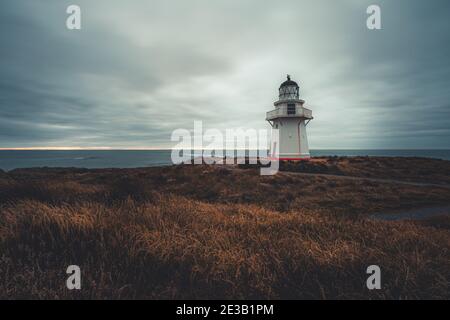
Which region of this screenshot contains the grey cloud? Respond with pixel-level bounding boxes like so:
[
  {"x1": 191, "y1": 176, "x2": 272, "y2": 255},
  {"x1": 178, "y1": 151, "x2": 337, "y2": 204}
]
[{"x1": 0, "y1": 0, "x2": 449, "y2": 148}]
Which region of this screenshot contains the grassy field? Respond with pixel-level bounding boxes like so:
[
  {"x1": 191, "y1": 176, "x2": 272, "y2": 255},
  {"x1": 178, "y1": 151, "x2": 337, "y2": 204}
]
[
  {"x1": 0, "y1": 157, "x2": 449, "y2": 299},
  {"x1": 277, "y1": 156, "x2": 450, "y2": 185}
]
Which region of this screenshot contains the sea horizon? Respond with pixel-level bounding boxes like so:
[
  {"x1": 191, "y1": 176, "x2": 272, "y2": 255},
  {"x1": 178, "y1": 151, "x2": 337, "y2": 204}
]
[{"x1": 1, "y1": 149, "x2": 449, "y2": 171}]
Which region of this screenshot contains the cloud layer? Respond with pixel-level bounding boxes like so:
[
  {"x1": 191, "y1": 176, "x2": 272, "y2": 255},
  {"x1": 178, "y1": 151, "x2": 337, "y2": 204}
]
[{"x1": 1, "y1": 0, "x2": 450, "y2": 149}]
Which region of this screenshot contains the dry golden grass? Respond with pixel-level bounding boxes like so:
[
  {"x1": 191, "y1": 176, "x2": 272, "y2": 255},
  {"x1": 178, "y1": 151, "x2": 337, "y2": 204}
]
[
  {"x1": 0, "y1": 159, "x2": 449, "y2": 299},
  {"x1": 279, "y1": 156, "x2": 450, "y2": 185}
]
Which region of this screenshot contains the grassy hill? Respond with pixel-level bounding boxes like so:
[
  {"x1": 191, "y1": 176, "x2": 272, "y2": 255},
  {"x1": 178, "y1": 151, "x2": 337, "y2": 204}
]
[{"x1": 1, "y1": 157, "x2": 449, "y2": 299}]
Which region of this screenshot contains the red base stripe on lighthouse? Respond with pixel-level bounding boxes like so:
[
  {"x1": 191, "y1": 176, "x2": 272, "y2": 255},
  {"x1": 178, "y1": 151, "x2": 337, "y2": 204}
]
[{"x1": 267, "y1": 157, "x2": 311, "y2": 161}]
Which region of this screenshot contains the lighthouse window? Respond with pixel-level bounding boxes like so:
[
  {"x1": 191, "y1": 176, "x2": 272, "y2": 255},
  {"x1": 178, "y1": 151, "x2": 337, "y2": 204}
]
[{"x1": 287, "y1": 104, "x2": 296, "y2": 115}]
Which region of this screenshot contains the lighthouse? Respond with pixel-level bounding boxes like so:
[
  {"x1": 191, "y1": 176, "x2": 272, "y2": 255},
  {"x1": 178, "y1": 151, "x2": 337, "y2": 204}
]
[{"x1": 266, "y1": 75, "x2": 313, "y2": 160}]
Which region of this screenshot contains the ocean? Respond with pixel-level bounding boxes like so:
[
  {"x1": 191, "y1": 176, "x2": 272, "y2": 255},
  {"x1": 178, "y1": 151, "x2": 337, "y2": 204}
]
[{"x1": 0, "y1": 149, "x2": 449, "y2": 171}]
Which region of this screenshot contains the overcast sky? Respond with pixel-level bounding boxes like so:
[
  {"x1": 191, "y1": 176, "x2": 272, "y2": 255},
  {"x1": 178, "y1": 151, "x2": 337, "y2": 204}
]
[{"x1": 1, "y1": 0, "x2": 449, "y2": 149}]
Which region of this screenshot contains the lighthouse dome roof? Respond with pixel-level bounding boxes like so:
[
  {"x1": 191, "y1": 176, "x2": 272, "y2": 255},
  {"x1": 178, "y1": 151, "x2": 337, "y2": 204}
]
[
  {"x1": 278, "y1": 75, "x2": 300, "y2": 100},
  {"x1": 279, "y1": 75, "x2": 299, "y2": 89}
]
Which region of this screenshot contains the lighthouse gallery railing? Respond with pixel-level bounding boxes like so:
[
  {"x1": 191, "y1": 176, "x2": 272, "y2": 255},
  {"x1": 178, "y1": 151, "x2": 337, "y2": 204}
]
[{"x1": 266, "y1": 106, "x2": 312, "y2": 120}]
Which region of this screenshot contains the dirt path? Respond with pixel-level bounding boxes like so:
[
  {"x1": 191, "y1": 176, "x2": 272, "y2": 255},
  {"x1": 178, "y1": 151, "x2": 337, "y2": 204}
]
[
  {"x1": 278, "y1": 171, "x2": 450, "y2": 220},
  {"x1": 228, "y1": 166, "x2": 450, "y2": 220},
  {"x1": 277, "y1": 171, "x2": 450, "y2": 189}
]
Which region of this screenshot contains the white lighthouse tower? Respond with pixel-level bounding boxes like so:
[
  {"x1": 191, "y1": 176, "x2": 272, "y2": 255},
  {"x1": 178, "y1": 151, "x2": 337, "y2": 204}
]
[{"x1": 266, "y1": 75, "x2": 313, "y2": 160}]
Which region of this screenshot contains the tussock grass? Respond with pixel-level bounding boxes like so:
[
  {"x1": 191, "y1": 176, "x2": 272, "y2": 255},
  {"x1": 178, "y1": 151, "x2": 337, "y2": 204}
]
[
  {"x1": 0, "y1": 162, "x2": 449, "y2": 299},
  {"x1": 279, "y1": 156, "x2": 450, "y2": 185}
]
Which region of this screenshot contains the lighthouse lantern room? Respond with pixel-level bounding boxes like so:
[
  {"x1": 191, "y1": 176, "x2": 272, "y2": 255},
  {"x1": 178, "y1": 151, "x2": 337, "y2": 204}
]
[{"x1": 266, "y1": 75, "x2": 313, "y2": 160}]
